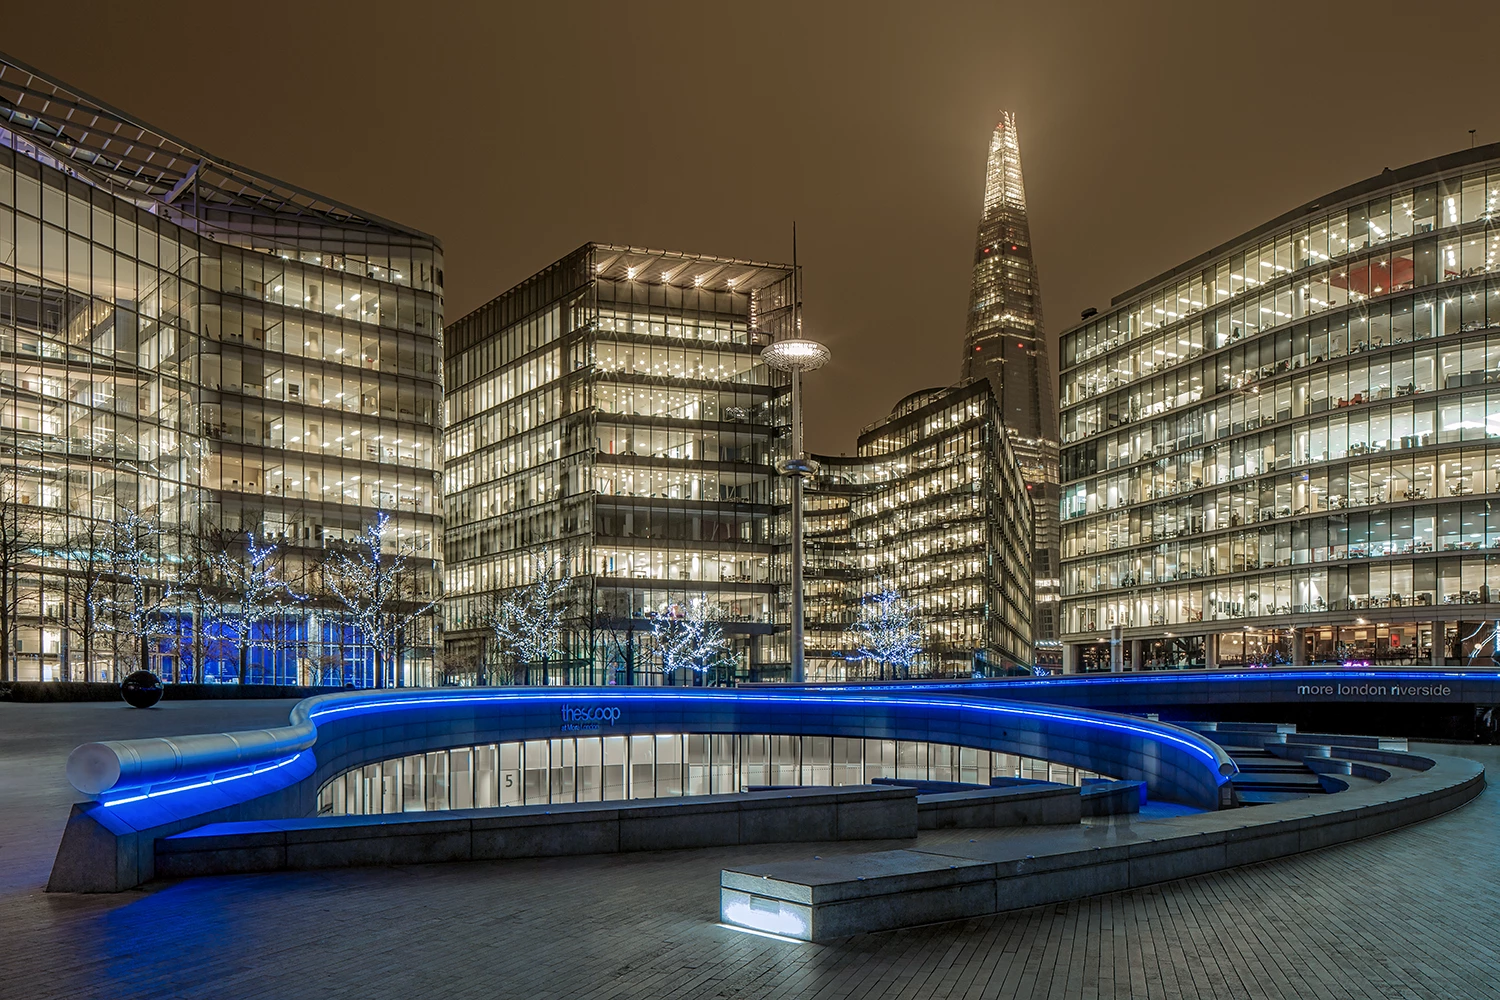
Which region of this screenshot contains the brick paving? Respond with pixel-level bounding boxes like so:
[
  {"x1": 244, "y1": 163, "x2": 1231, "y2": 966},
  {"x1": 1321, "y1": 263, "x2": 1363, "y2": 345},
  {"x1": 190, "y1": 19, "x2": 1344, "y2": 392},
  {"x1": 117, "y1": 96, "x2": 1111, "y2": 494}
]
[{"x1": 0, "y1": 701, "x2": 1495, "y2": 1000}]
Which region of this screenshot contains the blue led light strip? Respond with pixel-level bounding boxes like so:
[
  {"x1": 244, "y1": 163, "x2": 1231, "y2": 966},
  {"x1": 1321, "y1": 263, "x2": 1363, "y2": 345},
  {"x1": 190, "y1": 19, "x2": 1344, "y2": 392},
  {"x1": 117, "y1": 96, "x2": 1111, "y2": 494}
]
[
  {"x1": 306, "y1": 689, "x2": 1228, "y2": 774},
  {"x1": 101, "y1": 751, "x2": 309, "y2": 808}
]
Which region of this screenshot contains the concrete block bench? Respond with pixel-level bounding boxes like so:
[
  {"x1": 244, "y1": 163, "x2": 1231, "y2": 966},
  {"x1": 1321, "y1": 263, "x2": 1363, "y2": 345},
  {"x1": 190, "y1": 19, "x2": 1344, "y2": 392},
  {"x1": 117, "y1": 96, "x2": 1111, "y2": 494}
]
[
  {"x1": 721, "y1": 850, "x2": 997, "y2": 941},
  {"x1": 156, "y1": 784, "x2": 919, "y2": 880},
  {"x1": 871, "y1": 778, "x2": 990, "y2": 793},
  {"x1": 915, "y1": 784, "x2": 1080, "y2": 830},
  {"x1": 1080, "y1": 780, "x2": 1147, "y2": 816},
  {"x1": 721, "y1": 752, "x2": 1484, "y2": 941}
]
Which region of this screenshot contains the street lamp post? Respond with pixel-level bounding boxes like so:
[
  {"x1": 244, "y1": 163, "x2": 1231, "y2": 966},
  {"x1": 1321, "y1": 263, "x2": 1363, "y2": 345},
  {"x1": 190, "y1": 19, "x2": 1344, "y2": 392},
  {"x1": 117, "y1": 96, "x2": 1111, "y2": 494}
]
[{"x1": 762, "y1": 337, "x2": 830, "y2": 683}]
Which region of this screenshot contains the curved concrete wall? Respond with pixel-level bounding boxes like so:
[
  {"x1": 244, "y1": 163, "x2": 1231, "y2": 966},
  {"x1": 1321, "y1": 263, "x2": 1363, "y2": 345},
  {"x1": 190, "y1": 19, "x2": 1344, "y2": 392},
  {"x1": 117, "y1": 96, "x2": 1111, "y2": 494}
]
[{"x1": 50, "y1": 688, "x2": 1234, "y2": 892}]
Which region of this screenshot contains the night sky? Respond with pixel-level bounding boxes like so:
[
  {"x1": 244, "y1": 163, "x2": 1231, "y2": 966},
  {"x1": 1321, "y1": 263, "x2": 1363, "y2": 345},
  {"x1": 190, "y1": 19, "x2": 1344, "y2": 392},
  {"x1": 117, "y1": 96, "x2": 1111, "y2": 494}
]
[{"x1": 10, "y1": 2, "x2": 1500, "y2": 453}]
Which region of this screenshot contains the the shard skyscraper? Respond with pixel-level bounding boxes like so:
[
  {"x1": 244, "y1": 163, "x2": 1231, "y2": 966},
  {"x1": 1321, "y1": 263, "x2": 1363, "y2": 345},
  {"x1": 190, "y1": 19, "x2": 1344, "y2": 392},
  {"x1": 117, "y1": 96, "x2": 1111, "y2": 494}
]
[{"x1": 961, "y1": 112, "x2": 1061, "y2": 654}]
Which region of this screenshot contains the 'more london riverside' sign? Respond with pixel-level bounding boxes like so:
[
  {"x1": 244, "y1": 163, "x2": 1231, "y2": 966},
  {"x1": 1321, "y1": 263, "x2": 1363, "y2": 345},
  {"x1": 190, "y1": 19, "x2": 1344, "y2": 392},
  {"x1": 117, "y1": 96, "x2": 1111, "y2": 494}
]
[{"x1": 818, "y1": 669, "x2": 1500, "y2": 712}]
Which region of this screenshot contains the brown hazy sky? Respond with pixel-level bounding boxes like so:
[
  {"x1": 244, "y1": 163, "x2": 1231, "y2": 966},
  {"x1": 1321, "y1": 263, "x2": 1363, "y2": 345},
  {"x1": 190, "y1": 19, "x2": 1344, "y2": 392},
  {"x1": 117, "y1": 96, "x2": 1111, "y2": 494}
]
[{"x1": 9, "y1": 1, "x2": 1500, "y2": 453}]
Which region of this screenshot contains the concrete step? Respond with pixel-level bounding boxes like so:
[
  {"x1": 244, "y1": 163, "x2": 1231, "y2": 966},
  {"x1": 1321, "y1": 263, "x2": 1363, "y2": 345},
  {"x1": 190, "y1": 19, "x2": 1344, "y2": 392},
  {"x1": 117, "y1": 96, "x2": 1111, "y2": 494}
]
[
  {"x1": 1229, "y1": 773, "x2": 1324, "y2": 792},
  {"x1": 1234, "y1": 789, "x2": 1313, "y2": 805}
]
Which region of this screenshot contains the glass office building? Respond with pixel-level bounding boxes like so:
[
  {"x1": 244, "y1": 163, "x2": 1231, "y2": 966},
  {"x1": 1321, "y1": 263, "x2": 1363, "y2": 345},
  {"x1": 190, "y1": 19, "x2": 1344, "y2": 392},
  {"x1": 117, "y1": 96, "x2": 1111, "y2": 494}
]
[
  {"x1": 960, "y1": 112, "x2": 1060, "y2": 658},
  {"x1": 1058, "y1": 144, "x2": 1500, "y2": 670},
  {"x1": 442, "y1": 244, "x2": 793, "y2": 683},
  {"x1": 0, "y1": 54, "x2": 443, "y2": 683},
  {"x1": 805, "y1": 378, "x2": 1034, "y2": 679}
]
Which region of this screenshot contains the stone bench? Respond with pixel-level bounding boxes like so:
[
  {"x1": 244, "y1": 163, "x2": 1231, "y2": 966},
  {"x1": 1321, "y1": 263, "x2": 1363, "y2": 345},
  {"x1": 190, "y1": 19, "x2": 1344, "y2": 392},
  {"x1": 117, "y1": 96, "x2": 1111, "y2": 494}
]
[
  {"x1": 1080, "y1": 780, "x2": 1147, "y2": 816},
  {"x1": 915, "y1": 784, "x2": 1080, "y2": 830},
  {"x1": 721, "y1": 752, "x2": 1485, "y2": 941},
  {"x1": 156, "y1": 784, "x2": 918, "y2": 880},
  {"x1": 871, "y1": 778, "x2": 990, "y2": 793}
]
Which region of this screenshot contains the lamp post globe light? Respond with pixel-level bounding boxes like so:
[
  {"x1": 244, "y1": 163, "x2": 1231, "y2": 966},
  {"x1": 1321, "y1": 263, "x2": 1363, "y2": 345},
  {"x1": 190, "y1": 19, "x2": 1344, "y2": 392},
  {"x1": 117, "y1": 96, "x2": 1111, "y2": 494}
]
[{"x1": 761, "y1": 338, "x2": 831, "y2": 683}]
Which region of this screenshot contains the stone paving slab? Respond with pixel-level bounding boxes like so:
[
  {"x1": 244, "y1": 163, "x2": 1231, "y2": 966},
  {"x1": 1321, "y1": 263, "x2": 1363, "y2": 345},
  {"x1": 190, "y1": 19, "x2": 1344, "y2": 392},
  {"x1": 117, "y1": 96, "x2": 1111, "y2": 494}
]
[{"x1": 1, "y1": 702, "x2": 1498, "y2": 999}]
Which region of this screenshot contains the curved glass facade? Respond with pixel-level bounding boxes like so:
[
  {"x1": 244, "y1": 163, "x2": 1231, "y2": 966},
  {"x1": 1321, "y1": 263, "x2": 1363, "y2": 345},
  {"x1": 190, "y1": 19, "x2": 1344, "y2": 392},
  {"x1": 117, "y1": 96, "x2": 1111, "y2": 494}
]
[
  {"x1": 0, "y1": 56, "x2": 442, "y2": 684},
  {"x1": 804, "y1": 379, "x2": 1034, "y2": 679},
  {"x1": 316, "y1": 733, "x2": 1102, "y2": 816},
  {"x1": 1058, "y1": 146, "x2": 1500, "y2": 669}
]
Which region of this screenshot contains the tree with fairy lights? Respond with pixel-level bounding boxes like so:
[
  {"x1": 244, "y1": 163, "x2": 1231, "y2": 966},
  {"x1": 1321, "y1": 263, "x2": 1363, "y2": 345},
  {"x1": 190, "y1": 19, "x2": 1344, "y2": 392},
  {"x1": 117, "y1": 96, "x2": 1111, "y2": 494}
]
[
  {"x1": 194, "y1": 533, "x2": 304, "y2": 685},
  {"x1": 653, "y1": 596, "x2": 736, "y2": 685},
  {"x1": 847, "y1": 588, "x2": 923, "y2": 679},
  {"x1": 99, "y1": 507, "x2": 181, "y2": 681},
  {"x1": 321, "y1": 513, "x2": 438, "y2": 688},
  {"x1": 485, "y1": 548, "x2": 571, "y2": 685}
]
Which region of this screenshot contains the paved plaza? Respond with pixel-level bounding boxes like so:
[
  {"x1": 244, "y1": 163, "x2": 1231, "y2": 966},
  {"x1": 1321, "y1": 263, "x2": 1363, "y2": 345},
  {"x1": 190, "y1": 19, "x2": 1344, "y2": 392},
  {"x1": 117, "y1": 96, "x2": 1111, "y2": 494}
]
[{"x1": 0, "y1": 700, "x2": 1496, "y2": 1000}]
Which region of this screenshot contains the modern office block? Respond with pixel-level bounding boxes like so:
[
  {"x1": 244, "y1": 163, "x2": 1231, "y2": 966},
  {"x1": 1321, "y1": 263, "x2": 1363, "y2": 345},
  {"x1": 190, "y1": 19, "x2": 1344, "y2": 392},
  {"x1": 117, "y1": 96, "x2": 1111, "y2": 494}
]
[
  {"x1": 442, "y1": 244, "x2": 793, "y2": 683},
  {"x1": 1058, "y1": 144, "x2": 1500, "y2": 670},
  {"x1": 0, "y1": 53, "x2": 443, "y2": 683},
  {"x1": 805, "y1": 378, "x2": 1033, "y2": 679}
]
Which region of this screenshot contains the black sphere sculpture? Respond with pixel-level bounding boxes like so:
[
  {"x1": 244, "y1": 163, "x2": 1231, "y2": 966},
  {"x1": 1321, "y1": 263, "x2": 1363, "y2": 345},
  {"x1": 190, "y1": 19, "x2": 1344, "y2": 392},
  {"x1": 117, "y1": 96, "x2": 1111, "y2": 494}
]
[{"x1": 120, "y1": 670, "x2": 164, "y2": 709}]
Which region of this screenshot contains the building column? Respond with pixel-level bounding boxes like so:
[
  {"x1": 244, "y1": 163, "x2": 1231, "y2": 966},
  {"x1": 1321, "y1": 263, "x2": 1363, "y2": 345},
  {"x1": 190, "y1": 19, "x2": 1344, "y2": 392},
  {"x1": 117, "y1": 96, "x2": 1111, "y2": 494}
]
[
  {"x1": 1109, "y1": 626, "x2": 1124, "y2": 673},
  {"x1": 1062, "y1": 642, "x2": 1080, "y2": 674},
  {"x1": 1292, "y1": 627, "x2": 1308, "y2": 666},
  {"x1": 1129, "y1": 638, "x2": 1144, "y2": 673},
  {"x1": 1431, "y1": 620, "x2": 1447, "y2": 666},
  {"x1": 1204, "y1": 632, "x2": 1218, "y2": 670}
]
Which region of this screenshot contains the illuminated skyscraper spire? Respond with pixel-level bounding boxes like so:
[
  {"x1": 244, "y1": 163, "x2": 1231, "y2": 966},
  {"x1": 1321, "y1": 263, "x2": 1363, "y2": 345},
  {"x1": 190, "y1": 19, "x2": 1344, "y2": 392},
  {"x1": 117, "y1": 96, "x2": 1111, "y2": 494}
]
[{"x1": 961, "y1": 112, "x2": 1062, "y2": 651}]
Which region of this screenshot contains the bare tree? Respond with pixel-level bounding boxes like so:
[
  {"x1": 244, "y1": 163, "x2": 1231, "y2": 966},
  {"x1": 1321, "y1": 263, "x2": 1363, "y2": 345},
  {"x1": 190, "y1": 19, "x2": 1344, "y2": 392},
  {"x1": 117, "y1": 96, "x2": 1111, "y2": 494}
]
[
  {"x1": 321, "y1": 513, "x2": 437, "y2": 688},
  {"x1": 0, "y1": 472, "x2": 41, "y2": 683},
  {"x1": 431, "y1": 644, "x2": 482, "y2": 687},
  {"x1": 484, "y1": 548, "x2": 570, "y2": 685},
  {"x1": 308, "y1": 644, "x2": 347, "y2": 687}
]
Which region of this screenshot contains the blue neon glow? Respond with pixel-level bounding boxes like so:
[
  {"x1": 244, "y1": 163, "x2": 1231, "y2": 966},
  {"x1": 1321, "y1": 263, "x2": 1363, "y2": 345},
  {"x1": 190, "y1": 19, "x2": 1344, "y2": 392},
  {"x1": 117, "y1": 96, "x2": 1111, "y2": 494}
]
[
  {"x1": 306, "y1": 688, "x2": 1229, "y2": 777},
  {"x1": 101, "y1": 751, "x2": 309, "y2": 808},
  {"x1": 77, "y1": 683, "x2": 1239, "y2": 813}
]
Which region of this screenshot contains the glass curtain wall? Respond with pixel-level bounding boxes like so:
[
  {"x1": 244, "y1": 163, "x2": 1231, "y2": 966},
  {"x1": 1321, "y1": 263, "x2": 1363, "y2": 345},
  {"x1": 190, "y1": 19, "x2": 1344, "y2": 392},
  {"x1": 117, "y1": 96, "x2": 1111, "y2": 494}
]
[
  {"x1": 805, "y1": 379, "x2": 1034, "y2": 680},
  {"x1": 1058, "y1": 147, "x2": 1500, "y2": 667},
  {"x1": 0, "y1": 58, "x2": 443, "y2": 684},
  {"x1": 442, "y1": 245, "x2": 792, "y2": 684}
]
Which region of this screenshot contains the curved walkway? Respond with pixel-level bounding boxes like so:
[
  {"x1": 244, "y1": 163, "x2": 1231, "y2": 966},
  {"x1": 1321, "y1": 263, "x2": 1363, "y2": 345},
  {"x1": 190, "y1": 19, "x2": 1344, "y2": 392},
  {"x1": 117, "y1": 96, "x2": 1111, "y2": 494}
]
[{"x1": 1, "y1": 701, "x2": 1497, "y2": 998}]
